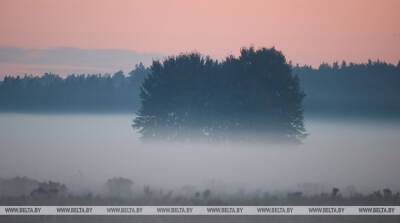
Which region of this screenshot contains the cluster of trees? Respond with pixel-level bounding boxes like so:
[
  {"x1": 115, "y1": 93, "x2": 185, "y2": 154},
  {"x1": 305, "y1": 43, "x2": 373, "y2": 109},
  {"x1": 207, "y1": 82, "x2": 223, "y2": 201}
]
[
  {"x1": 134, "y1": 47, "x2": 306, "y2": 142},
  {"x1": 0, "y1": 63, "x2": 149, "y2": 111},
  {"x1": 0, "y1": 177, "x2": 67, "y2": 199},
  {"x1": 294, "y1": 60, "x2": 400, "y2": 116},
  {"x1": 1, "y1": 176, "x2": 400, "y2": 206},
  {"x1": 30, "y1": 181, "x2": 68, "y2": 199}
]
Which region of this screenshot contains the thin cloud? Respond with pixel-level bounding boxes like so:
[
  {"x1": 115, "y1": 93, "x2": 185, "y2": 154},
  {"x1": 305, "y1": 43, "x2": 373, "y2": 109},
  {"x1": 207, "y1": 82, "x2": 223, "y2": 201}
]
[{"x1": 0, "y1": 47, "x2": 161, "y2": 77}]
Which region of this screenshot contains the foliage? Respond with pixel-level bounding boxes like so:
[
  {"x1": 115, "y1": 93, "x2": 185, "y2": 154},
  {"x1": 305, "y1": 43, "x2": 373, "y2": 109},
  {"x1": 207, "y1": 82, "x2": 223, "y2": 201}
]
[
  {"x1": 0, "y1": 63, "x2": 150, "y2": 111},
  {"x1": 294, "y1": 60, "x2": 400, "y2": 116},
  {"x1": 134, "y1": 47, "x2": 306, "y2": 142}
]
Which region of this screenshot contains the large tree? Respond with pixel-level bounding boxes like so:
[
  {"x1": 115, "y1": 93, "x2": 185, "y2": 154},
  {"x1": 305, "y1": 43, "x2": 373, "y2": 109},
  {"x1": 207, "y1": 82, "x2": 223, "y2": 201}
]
[
  {"x1": 133, "y1": 47, "x2": 306, "y2": 142},
  {"x1": 133, "y1": 53, "x2": 219, "y2": 140}
]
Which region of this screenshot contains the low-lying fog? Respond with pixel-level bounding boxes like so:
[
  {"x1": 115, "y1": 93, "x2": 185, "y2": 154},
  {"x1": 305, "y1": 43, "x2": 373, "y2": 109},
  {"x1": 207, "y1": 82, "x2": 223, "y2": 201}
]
[{"x1": 0, "y1": 113, "x2": 399, "y2": 195}]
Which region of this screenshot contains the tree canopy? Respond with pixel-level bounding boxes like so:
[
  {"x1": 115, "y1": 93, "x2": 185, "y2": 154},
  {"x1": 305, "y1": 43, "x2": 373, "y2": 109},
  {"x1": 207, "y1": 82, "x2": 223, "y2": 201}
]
[
  {"x1": 133, "y1": 47, "x2": 306, "y2": 142},
  {"x1": 294, "y1": 60, "x2": 400, "y2": 116},
  {"x1": 0, "y1": 63, "x2": 150, "y2": 111}
]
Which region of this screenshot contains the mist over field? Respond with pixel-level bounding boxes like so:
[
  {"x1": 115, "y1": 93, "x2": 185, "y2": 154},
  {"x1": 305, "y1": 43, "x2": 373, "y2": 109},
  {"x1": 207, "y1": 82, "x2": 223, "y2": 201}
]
[
  {"x1": 1, "y1": 113, "x2": 399, "y2": 195},
  {"x1": 1, "y1": 0, "x2": 400, "y2": 222}
]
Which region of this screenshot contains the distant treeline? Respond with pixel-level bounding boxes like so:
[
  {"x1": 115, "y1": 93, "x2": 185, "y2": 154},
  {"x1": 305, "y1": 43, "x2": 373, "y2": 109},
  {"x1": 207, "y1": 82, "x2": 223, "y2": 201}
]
[
  {"x1": 0, "y1": 63, "x2": 149, "y2": 112},
  {"x1": 0, "y1": 55, "x2": 399, "y2": 117},
  {"x1": 1, "y1": 176, "x2": 400, "y2": 206},
  {"x1": 294, "y1": 60, "x2": 400, "y2": 116}
]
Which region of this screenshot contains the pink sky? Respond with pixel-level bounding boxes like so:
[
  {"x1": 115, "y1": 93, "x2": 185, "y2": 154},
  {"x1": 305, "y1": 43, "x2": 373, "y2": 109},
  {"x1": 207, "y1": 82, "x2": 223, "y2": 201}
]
[{"x1": 0, "y1": 0, "x2": 399, "y2": 74}]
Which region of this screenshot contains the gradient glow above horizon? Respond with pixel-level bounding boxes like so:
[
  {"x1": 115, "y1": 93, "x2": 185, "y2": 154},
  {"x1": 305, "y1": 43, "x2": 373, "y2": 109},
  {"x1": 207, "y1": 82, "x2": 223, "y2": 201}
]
[{"x1": 0, "y1": 0, "x2": 399, "y2": 75}]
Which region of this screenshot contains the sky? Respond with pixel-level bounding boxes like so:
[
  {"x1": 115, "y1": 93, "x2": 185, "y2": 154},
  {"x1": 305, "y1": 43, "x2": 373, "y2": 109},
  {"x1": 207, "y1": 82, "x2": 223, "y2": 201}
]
[{"x1": 0, "y1": 0, "x2": 399, "y2": 76}]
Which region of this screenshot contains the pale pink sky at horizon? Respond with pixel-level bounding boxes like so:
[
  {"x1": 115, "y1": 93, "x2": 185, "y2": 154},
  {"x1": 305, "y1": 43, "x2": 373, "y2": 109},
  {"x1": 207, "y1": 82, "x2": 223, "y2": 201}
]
[{"x1": 0, "y1": 0, "x2": 399, "y2": 73}]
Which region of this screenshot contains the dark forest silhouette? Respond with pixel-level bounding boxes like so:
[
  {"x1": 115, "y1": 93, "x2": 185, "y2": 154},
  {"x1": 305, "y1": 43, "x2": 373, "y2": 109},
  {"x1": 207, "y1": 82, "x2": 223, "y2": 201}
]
[
  {"x1": 0, "y1": 63, "x2": 149, "y2": 112},
  {"x1": 134, "y1": 47, "x2": 306, "y2": 142},
  {"x1": 294, "y1": 60, "x2": 400, "y2": 116},
  {"x1": 0, "y1": 48, "x2": 399, "y2": 119}
]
